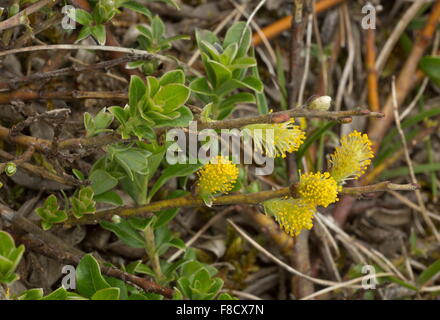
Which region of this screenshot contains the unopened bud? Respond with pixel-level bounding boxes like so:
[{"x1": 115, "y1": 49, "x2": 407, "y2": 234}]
[
  {"x1": 308, "y1": 96, "x2": 332, "y2": 111},
  {"x1": 4, "y1": 163, "x2": 16, "y2": 176}
]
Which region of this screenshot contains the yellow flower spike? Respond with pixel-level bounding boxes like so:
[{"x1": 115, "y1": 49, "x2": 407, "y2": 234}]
[
  {"x1": 263, "y1": 198, "x2": 316, "y2": 237},
  {"x1": 197, "y1": 155, "x2": 239, "y2": 196},
  {"x1": 328, "y1": 130, "x2": 374, "y2": 183},
  {"x1": 242, "y1": 118, "x2": 306, "y2": 158},
  {"x1": 297, "y1": 172, "x2": 341, "y2": 207}
]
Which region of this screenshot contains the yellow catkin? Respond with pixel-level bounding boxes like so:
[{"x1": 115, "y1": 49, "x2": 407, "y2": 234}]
[
  {"x1": 298, "y1": 172, "x2": 341, "y2": 207},
  {"x1": 242, "y1": 118, "x2": 306, "y2": 158},
  {"x1": 197, "y1": 155, "x2": 239, "y2": 195},
  {"x1": 328, "y1": 130, "x2": 374, "y2": 183},
  {"x1": 264, "y1": 198, "x2": 315, "y2": 237}
]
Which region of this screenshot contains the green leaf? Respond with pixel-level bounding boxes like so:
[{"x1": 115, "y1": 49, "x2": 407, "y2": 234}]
[
  {"x1": 119, "y1": 172, "x2": 149, "y2": 205},
  {"x1": 386, "y1": 277, "x2": 418, "y2": 292},
  {"x1": 122, "y1": 1, "x2": 152, "y2": 19},
  {"x1": 189, "y1": 77, "x2": 214, "y2": 96},
  {"x1": 67, "y1": 8, "x2": 93, "y2": 26},
  {"x1": 199, "y1": 41, "x2": 221, "y2": 61},
  {"x1": 143, "y1": 144, "x2": 167, "y2": 180},
  {"x1": 91, "y1": 287, "x2": 120, "y2": 300},
  {"x1": 0, "y1": 231, "x2": 15, "y2": 257},
  {"x1": 195, "y1": 29, "x2": 220, "y2": 48},
  {"x1": 114, "y1": 148, "x2": 150, "y2": 179},
  {"x1": 420, "y1": 56, "x2": 440, "y2": 87},
  {"x1": 417, "y1": 259, "x2": 440, "y2": 286},
  {"x1": 219, "y1": 92, "x2": 255, "y2": 109},
  {"x1": 65, "y1": 292, "x2": 88, "y2": 300},
  {"x1": 89, "y1": 169, "x2": 118, "y2": 195},
  {"x1": 101, "y1": 220, "x2": 145, "y2": 248},
  {"x1": 17, "y1": 288, "x2": 44, "y2": 300},
  {"x1": 223, "y1": 22, "x2": 252, "y2": 58},
  {"x1": 220, "y1": 43, "x2": 238, "y2": 65},
  {"x1": 161, "y1": 35, "x2": 190, "y2": 46},
  {"x1": 155, "y1": 106, "x2": 194, "y2": 127},
  {"x1": 296, "y1": 121, "x2": 337, "y2": 164},
  {"x1": 230, "y1": 56, "x2": 257, "y2": 69},
  {"x1": 76, "y1": 26, "x2": 92, "y2": 43},
  {"x1": 218, "y1": 292, "x2": 236, "y2": 300},
  {"x1": 250, "y1": 47, "x2": 268, "y2": 114},
  {"x1": 76, "y1": 254, "x2": 111, "y2": 298},
  {"x1": 109, "y1": 106, "x2": 128, "y2": 125},
  {"x1": 94, "y1": 191, "x2": 123, "y2": 206},
  {"x1": 215, "y1": 79, "x2": 245, "y2": 96},
  {"x1": 159, "y1": 69, "x2": 185, "y2": 86},
  {"x1": 206, "y1": 59, "x2": 232, "y2": 87},
  {"x1": 153, "y1": 83, "x2": 190, "y2": 112},
  {"x1": 379, "y1": 162, "x2": 440, "y2": 179},
  {"x1": 169, "y1": 238, "x2": 185, "y2": 250},
  {"x1": 129, "y1": 75, "x2": 146, "y2": 114},
  {"x1": 35, "y1": 195, "x2": 67, "y2": 229},
  {"x1": 148, "y1": 164, "x2": 202, "y2": 201},
  {"x1": 41, "y1": 287, "x2": 68, "y2": 300},
  {"x1": 136, "y1": 25, "x2": 152, "y2": 39},
  {"x1": 72, "y1": 169, "x2": 85, "y2": 180},
  {"x1": 70, "y1": 187, "x2": 96, "y2": 218},
  {"x1": 162, "y1": 258, "x2": 189, "y2": 279},
  {"x1": 104, "y1": 276, "x2": 128, "y2": 300},
  {"x1": 91, "y1": 24, "x2": 106, "y2": 45},
  {"x1": 154, "y1": 208, "x2": 178, "y2": 229},
  {"x1": 134, "y1": 263, "x2": 156, "y2": 277},
  {"x1": 152, "y1": 15, "x2": 165, "y2": 39},
  {"x1": 236, "y1": 77, "x2": 264, "y2": 93}
]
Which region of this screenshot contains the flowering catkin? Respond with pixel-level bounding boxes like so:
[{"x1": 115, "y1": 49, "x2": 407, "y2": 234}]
[
  {"x1": 261, "y1": 130, "x2": 374, "y2": 238},
  {"x1": 197, "y1": 155, "x2": 239, "y2": 196},
  {"x1": 264, "y1": 198, "x2": 315, "y2": 237},
  {"x1": 328, "y1": 130, "x2": 374, "y2": 183},
  {"x1": 242, "y1": 118, "x2": 306, "y2": 158},
  {"x1": 297, "y1": 172, "x2": 341, "y2": 207}
]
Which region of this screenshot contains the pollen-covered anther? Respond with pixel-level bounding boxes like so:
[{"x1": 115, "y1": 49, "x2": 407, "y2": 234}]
[
  {"x1": 197, "y1": 155, "x2": 239, "y2": 195},
  {"x1": 297, "y1": 172, "x2": 341, "y2": 208},
  {"x1": 328, "y1": 130, "x2": 374, "y2": 183},
  {"x1": 242, "y1": 118, "x2": 306, "y2": 158},
  {"x1": 263, "y1": 198, "x2": 316, "y2": 237}
]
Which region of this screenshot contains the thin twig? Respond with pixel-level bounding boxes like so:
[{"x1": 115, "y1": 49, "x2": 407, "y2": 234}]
[
  {"x1": 368, "y1": 0, "x2": 440, "y2": 150},
  {"x1": 391, "y1": 79, "x2": 440, "y2": 241},
  {"x1": 67, "y1": 181, "x2": 419, "y2": 225},
  {"x1": 297, "y1": 13, "x2": 313, "y2": 107},
  {"x1": 198, "y1": 107, "x2": 383, "y2": 130},
  {"x1": 0, "y1": 148, "x2": 77, "y2": 186},
  {"x1": 375, "y1": 0, "x2": 427, "y2": 74},
  {"x1": 335, "y1": 3, "x2": 355, "y2": 110},
  {"x1": 288, "y1": 0, "x2": 307, "y2": 107},
  {"x1": 0, "y1": 146, "x2": 35, "y2": 172},
  {"x1": 0, "y1": 89, "x2": 128, "y2": 104},
  {"x1": 388, "y1": 190, "x2": 440, "y2": 223},
  {"x1": 0, "y1": 44, "x2": 201, "y2": 76},
  {"x1": 167, "y1": 207, "x2": 235, "y2": 263},
  {"x1": 300, "y1": 272, "x2": 393, "y2": 300},
  {"x1": 0, "y1": 107, "x2": 382, "y2": 154},
  {"x1": 228, "y1": 219, "x2": 395, "y2": 293},
  {"x1": 0, "y1": 56, "x2": 143, "y2": 90},
  {"x1": 0, "y1": 0, "x2": 59, "y2": 31},
  {"x1": 0, "y1": 201, "x2": 174, "y2": 298},
  {"x1": 252, "y1": 0, "x2": 346, "y2": 45}
]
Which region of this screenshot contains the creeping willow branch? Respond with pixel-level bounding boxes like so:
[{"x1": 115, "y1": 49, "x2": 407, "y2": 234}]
[
  {"x1": 0, "y1": 107, "x2": 382, "y2": 153},
  {"x1": 66, "y1": 181, "x2": 418, "y2": 225}
]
